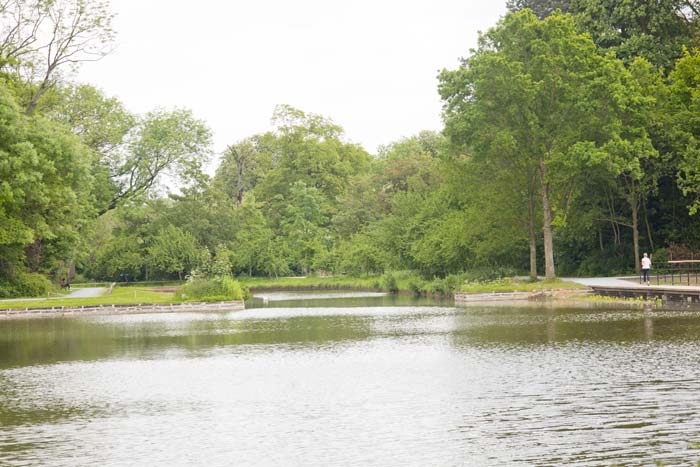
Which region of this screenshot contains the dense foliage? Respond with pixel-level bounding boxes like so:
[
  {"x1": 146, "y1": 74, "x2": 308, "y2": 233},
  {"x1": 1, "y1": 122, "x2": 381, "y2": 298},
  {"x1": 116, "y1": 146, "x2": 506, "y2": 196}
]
[{"x1": 2, "y1": 0, "x2": 700, "y2": 297}]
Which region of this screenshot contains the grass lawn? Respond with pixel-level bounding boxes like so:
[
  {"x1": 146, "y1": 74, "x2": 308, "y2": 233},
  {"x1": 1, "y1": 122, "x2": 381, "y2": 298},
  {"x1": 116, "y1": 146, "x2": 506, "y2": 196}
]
[
  {"x1": 459, "y1": 278, "x2": 586, "y2": 293},
  {"x1": 0, "y1": 286, "x2": 177, "y2": 310}
]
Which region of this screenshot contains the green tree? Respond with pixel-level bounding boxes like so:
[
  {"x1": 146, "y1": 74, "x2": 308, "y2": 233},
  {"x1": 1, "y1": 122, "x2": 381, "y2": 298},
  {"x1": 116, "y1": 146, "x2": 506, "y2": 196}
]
[
  {"x1": 101, "y1": 108, "x2": 213, "y2": 214},
  {"x1": 444, "y1": 154, "x2": 539, "y2": 276},
  {"x1": 147, "y1": 225, "x2": 208, "y2": 280},
  {"x1": 90, "y1": 234, "x2": 145, "y2": 281},
  {"x1": 669, "y1": 51, "x2": 700, "y2": 214},
  {"x1": 440, "y1": 10, "x2": 630, "y2": 278},
  {"x1": 210, "y1": 244, "x2": 233, "y2": 277},
  {"x1": 217, "y1": 135, "x2": 274, "y2": 206},
  {"x1": 164, "y1": 184, "x2": 238, "y2": 253},
  {"x1": 335, "y1": 233, "x2": 388, "y2": 275},
  {"x1": 46, "y1": 84, "x2": 135, "y2": 154},
  {"x1": 571, "y1": 0, "x2": 700, "y2": 70},
  {"x1": 43, "y1": 83, "x2": 136, "y2": 211},
  {"x1": 85, "y1": 201, "x2": 165, "y2": 281},
  {"x1": 281, "y1": 181, "x2": 327, "y2": 274},
  {"x1": 0, "y1": 84, "x2": 93, "y2": 290},
  {"x1": 334, "y1": 132, "x2": 444, "y2": 240},
  {"x1": 0, "y1": 0, "x2": 116, "y2": 113},
  {"x1": 230, "y1": 195, "x2": 281, "y2": 276},
  {"x1": 253, "y1": 105, "x2": 371, "y2": 228},
  {"x1": 507, "y1": 0, "x2": 572, "y2": 18}
]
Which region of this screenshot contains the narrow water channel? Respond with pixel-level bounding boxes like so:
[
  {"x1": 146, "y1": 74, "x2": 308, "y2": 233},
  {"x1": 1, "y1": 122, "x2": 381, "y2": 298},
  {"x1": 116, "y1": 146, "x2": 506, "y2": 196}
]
[{"x1": 1, "y1": 293, "x2": 699, "y2": 466}]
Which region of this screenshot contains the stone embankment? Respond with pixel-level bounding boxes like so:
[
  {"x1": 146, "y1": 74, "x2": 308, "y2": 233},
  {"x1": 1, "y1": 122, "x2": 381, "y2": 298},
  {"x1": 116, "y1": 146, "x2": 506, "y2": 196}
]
[
  {"x1": 0, "y1": 301, "x2": 245, "y2": 320},
  {"x1": 454, "y1": 289, "x2": 587, "y2": 305}
]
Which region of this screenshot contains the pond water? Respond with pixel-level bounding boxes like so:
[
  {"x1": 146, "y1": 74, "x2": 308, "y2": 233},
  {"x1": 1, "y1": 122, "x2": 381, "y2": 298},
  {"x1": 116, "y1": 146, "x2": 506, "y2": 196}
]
[{"x1": 1, "y1": 293, "x2": 700, "y2": 466}]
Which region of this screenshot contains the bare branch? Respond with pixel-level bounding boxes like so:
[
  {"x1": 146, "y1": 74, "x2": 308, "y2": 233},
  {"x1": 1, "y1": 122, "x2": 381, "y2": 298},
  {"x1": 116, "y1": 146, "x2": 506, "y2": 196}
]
[{"x1": 0, "y1": 0, "x2": 117, "y2": 114}]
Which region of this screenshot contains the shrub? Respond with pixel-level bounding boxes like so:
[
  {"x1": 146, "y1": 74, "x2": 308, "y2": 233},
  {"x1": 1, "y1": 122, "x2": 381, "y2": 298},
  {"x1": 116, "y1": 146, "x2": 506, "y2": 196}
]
[
  {"x1": 0, "y1": 272, "x2": 52, "y2": 298},
  {"x1": 418, "y1": 273, "x2": 468, "y2": 296},
  {"x1": 462, "y1": 267, "x2": 516, "y2": 282},
  {"x1": 381, "y1": 272, "x2": 399, "y2": 293},
  {"x1": 425, "y1": 277, "x2": 449, "y2": 295},
  {"x1": 179, "y1": 276, "x2": 245, "y2": 302},
  {"x1": 443, "y1": 273, "x2": 464, "y2": 291},
  {"x1": 408, "y1": 277, "x2": 426, "y2": 296}
]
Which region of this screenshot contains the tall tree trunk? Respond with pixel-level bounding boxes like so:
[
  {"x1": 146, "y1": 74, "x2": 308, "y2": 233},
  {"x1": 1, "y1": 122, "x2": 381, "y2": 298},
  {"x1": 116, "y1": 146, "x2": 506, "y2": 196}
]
[
  {"x1": 644, "y1": 200, "x2": 654, "y2": 252},
  {"x1": 632, "y1": 195, "x2": 640, "y2": 274},
  {"x1": 538, "y1": 159, "x2": 556, "y2": 279},
  {"x1": 236, "y1": 163, "x2": 245, "y2": 207},
  {"x1": 528, "y1": 191, "x2": 538, "y2": 279}
]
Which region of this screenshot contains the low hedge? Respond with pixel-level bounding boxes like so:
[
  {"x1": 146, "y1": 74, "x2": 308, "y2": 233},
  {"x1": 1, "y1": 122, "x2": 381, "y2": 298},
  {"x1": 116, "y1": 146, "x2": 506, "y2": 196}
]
[{"x1": 178, "y1": 276, "x2": 247, "y2": 301}]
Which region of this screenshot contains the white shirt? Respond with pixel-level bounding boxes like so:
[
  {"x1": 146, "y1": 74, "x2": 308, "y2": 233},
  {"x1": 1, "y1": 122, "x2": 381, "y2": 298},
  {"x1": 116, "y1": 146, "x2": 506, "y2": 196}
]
[{"x1": 641, "y1": 257, "x2": 651, "y2": 269}]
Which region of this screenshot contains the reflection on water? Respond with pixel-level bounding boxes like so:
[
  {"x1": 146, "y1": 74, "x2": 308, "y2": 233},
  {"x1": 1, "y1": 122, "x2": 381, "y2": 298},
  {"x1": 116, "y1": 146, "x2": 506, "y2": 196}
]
[
  {"x1": 253, "y1": 290, "x2": 389, "y2": 301},
  {"x1": 247, "y1": 290, "x2": 454, "y2": 308},
  {"x1": 1, "y1": 299, "x2": 700, "y2": 466}
]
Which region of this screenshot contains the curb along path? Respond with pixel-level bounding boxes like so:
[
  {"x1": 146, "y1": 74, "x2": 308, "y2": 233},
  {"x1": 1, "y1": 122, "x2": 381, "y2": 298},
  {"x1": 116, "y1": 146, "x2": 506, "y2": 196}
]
[
  {"x1": 0, "y1": 300, "x2": 246, "y2": 320},
  {"x1": 454, "y1": 289, "x2": 586, "y2": 305}
]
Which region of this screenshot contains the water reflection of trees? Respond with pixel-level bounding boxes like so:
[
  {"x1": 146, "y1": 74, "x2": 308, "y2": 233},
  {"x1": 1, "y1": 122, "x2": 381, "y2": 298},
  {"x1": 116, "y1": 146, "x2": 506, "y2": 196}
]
[
  {"x1": 0, "y1": 315, "x2": 374, "y2": 368},
  {"x1": 448, "y1": 307, "x2": 700, "y2": 346},
  {"x1": 0, "y1": 399, "x2": 98, "y2": 431},
  {"x1": 248, "y1": 294, "x2": 452, "y2": 309},
  {"x1": 4, "y1": 307, "x2": 700, "y2": 368}
]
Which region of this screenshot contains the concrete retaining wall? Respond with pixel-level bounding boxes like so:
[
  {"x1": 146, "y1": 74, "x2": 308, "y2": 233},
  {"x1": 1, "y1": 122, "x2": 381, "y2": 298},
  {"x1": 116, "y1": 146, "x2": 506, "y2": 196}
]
[
  {"x1": 454, "y1": 291, "x2": 532, "y2": 303},
  {"x1": 454, "y1": 289, "x2": 587, "y2": 305},
  {"x1": 0, "y1": 300, "x2": 245, "y2": 320}
]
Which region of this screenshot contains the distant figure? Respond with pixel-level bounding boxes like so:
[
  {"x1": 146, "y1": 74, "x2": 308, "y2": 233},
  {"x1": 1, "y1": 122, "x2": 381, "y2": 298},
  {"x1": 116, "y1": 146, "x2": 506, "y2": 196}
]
[
  {"x1": 641, "y1": 253, "x2": 651, "y2": 285},
  {"x1": 60, "y1": 278, "x2": 71, "y2": 290}
]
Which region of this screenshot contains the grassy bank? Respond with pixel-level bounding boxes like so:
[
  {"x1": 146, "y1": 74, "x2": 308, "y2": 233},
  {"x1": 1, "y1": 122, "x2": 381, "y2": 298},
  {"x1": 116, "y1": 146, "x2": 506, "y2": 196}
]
[
  {"x1": 0, "y1": 286, "x2": 177, "y2": 310},
  {"x1": 1, "y1": 277, "x2": 247, "y2": 310},
  {"x1": 458, "y1": 278, "x2": 586, "y2": 293}
]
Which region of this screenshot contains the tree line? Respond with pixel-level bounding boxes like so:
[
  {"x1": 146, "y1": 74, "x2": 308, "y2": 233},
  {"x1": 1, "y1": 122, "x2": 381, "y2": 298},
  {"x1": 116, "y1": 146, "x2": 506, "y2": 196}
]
[{"x1": 1, "y1": 0, "x2": 700, "y2": 296}]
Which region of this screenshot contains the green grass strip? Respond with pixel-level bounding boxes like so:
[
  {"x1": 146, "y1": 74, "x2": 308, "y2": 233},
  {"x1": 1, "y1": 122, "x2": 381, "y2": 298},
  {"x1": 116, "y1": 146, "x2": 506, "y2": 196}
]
[
  {"x1": 0, "y1": 286, "x2": 177, "y2": 310},
  {"x1": 458, "y1": 278, "x2": 585, "y2": 293}
]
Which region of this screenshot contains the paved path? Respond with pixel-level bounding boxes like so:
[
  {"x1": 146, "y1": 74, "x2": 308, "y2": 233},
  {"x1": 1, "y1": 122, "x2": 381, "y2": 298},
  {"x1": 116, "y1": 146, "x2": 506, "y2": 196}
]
[
  {"x1": 65, "y1": 287, "x2": 106, "y2": 298},
  {"x1": 565, "y1": 276, "x2": 700, "y2": 289},
  {"x1": 0, "y1": 287, "x2": 107, "y2": 302},
  {"x1": 563, "y1": 276, "x2": 700, "y2": 299},
  {"x1": 562, "y1": 277, "x2": 639, "y2": 287}
]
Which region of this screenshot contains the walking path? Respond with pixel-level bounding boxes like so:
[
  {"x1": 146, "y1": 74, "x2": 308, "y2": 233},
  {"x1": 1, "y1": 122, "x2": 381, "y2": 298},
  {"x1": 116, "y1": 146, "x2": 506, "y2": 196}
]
[
  {"x1": 565, "y1": 276, "x2": 700, "y2": 291},
  {"x1": 64, "y1": 287, "x2": 106, "y2": 298},
  {"x1": 563, "y1": 276, "x2": 700, "y2": 303},
  {"x1": 0, "y1": 287, "x2": 107, "y2": 302},
  {"x1": 562, "y1": 277, "x2": 638, "y2": 287}
]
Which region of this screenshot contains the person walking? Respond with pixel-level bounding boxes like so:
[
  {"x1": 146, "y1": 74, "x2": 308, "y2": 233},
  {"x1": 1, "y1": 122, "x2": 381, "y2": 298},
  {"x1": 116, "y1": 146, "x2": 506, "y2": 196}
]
[{"x1": 641, "y1": 253, "x2": 651, "y2": 285}]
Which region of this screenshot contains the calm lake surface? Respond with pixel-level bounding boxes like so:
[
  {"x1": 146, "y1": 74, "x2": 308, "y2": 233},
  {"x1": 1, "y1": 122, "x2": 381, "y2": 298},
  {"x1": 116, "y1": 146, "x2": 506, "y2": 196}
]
[{"x1": 1, "y1": 292, "x2": 700, "y2": 466}]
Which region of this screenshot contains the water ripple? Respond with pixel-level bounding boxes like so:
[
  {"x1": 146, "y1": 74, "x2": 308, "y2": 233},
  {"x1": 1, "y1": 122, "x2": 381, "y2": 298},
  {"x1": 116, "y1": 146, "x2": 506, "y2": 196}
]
[{"x1": 1, "y1": 305, "x2": 700, "y2": 466}]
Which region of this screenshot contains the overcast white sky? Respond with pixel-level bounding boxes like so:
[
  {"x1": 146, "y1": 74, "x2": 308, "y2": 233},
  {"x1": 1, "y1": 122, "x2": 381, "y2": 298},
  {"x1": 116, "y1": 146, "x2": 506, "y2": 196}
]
[{"x1": 78, "y1": 0, "x2": 507, "y2": 157}]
